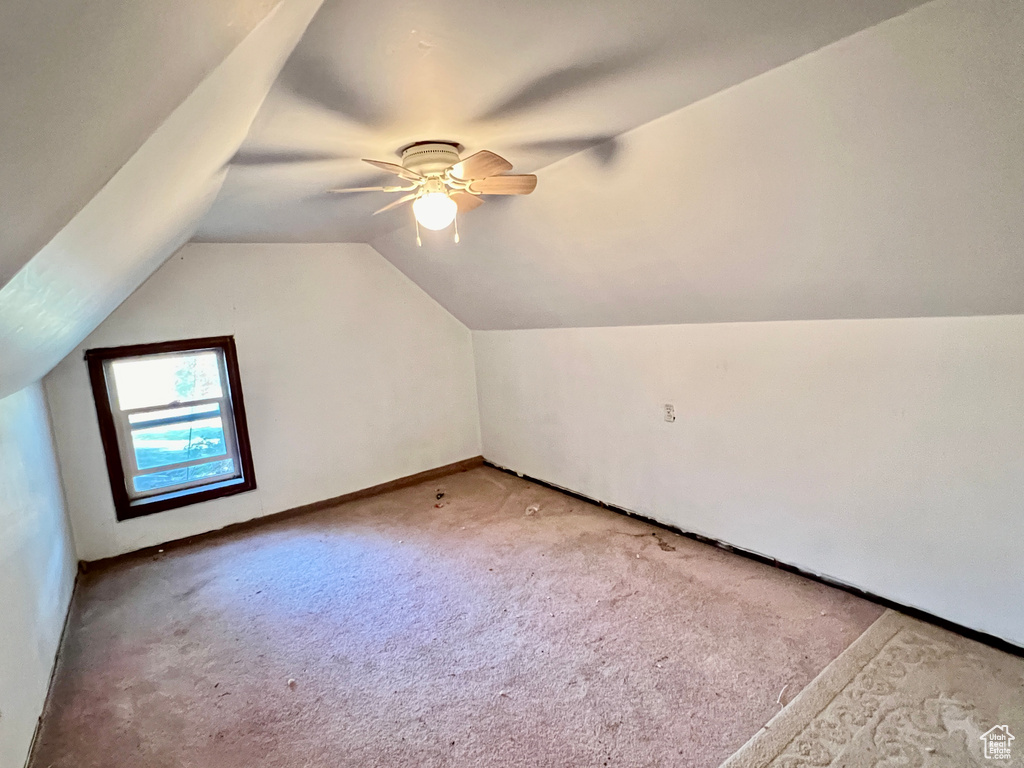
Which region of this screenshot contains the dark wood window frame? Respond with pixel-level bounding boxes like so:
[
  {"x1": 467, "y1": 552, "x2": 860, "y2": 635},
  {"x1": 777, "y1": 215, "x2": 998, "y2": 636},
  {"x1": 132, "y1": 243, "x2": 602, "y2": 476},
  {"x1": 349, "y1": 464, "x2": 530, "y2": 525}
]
[{"x1": 86, "y1": 336, "x2": 257, "y2": 521}]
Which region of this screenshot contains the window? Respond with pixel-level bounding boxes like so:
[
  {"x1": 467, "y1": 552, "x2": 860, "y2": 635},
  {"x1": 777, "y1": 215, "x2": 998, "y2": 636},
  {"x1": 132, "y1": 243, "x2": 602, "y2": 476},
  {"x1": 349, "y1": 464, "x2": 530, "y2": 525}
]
[{"x1": 86, "y1": 336, "x2": 256, "y2": 520}]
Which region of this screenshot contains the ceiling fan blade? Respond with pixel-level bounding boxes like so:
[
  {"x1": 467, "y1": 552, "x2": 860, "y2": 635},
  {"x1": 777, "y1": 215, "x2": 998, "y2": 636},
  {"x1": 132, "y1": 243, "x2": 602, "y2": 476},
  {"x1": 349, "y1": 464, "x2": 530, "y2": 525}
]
[
  {"x1": 372, "y1": 193, "x2": 418, "y2": 215},
  {"x1": 451, "y1": 191, "x2": 484, "y2": 213},
  {"x1": 451, "y1": 150, "x2": 513, "y2": 180},
  {"x1": 363, "y1": 159, "x2": 423, "y2": 182},
  {"x1": 468, "y1": 174, "x2": 538, "y2": 195}
]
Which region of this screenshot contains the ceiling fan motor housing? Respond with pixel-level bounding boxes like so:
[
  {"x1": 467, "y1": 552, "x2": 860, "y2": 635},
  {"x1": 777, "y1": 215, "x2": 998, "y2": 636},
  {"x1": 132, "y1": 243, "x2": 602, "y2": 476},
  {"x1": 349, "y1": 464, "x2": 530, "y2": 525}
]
[{"x1": 401, "y1": 142, "x2": 462, "y2": 176}]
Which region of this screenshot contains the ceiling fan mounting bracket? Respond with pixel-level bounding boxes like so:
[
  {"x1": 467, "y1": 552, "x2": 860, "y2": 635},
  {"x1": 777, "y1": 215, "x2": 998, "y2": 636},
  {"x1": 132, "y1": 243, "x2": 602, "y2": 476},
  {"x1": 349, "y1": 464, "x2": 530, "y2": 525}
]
[
  {"x1": 399, "y1": 141, "x2": 464, "y2": 176},
  {"x1": 397, "y1": 139, "x2": 463, "y2": 155}
]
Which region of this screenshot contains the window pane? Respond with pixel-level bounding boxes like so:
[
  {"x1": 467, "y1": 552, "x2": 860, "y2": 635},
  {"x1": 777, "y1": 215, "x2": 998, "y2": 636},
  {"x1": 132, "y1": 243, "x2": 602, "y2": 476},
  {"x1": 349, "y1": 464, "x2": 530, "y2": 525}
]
[
  {"x1": 133, "y1": 459, "x2": 235, "y2": 494},
  {"x1": 186, "y1": 458, "x2": 235, "y2": 482},
  {"x1": 130, "y1": 405, "x2": 228, "y2": 470},
  {"x1": 111, "y1": 351, "x2": 223, "y2": 411}
]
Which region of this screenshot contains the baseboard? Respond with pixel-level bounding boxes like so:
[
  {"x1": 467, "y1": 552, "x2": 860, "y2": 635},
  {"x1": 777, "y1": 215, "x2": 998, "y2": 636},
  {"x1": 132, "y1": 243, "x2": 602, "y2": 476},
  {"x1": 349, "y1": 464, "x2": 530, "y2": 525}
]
[
  {"x1": 24, "y1": 570, "x2": 79, "y2": 768},
  {"x1": 81, "y1": 456, "x2": 484, "y2": 572},
  {"x1": 483, "y1": 460, "x2": 1024, "y2": 658}
]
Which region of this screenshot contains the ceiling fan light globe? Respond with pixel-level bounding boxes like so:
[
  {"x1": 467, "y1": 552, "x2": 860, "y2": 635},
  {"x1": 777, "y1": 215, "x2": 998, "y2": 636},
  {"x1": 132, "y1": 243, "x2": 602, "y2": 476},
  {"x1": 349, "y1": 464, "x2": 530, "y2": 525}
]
[{"x1": 413, "y1": 192, "x2": 458, "y2": 231}]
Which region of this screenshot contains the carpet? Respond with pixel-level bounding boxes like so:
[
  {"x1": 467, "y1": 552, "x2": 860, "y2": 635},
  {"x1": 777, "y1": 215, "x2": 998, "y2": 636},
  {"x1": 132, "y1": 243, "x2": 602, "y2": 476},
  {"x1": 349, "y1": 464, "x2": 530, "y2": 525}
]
[
  {"x1": 721, "y1": 610, "x2": 1024, "y2": 767},
  {"x1": 30, "y1": 467, "x2": 882, "y2": 768}
]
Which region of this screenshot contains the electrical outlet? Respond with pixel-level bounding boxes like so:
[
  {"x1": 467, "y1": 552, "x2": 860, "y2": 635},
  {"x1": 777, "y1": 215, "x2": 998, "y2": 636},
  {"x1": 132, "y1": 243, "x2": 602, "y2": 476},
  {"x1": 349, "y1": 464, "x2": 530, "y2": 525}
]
[{"x1": 664, "y1": 403, "x2": 676, "y2": 422}]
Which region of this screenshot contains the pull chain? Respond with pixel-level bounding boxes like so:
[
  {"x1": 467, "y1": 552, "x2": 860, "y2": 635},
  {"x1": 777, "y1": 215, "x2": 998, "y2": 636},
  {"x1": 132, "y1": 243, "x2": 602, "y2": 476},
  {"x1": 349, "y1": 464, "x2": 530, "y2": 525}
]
[
  {"x1": 414, "y1": 216, "x2": 422, "y2": 247},
  {"x1": 453, "y1": 215, "x2": 460, "y2": 244}
]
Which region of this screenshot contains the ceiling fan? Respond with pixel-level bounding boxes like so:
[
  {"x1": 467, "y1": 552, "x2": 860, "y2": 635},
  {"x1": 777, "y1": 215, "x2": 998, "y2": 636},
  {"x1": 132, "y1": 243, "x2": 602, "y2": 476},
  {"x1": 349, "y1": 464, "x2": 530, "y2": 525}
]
[{"x1": 328, "y1": 141, "x2": 537, "y2": 244}]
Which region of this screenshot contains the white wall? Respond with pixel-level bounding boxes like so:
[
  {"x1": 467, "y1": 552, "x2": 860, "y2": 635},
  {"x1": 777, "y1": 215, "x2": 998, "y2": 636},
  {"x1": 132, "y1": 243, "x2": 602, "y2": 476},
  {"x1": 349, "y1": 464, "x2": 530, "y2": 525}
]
[
  {"x1": 45, "y1": 243, "x2": 480, "y2": 562},
  {"x1": 474, "y1": 315, "x2": 1024, "y2": 645},
  {"x1": 0, "y1": 383, "x2": 78, "y2": 768}
]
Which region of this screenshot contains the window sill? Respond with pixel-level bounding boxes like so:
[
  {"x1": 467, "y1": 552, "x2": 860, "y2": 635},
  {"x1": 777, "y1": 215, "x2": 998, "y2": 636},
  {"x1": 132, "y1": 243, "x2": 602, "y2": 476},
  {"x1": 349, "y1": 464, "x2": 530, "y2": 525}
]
[{"x1": 119, "y1": 476, "x2": 256, "y2": 521}]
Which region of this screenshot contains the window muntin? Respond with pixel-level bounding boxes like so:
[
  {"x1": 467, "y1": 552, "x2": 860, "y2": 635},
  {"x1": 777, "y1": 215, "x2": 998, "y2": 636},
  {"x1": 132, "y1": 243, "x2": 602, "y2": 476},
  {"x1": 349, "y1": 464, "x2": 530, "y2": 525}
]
[{"x1": 86, "y1": 337, "x2": 256, "y2": 520}]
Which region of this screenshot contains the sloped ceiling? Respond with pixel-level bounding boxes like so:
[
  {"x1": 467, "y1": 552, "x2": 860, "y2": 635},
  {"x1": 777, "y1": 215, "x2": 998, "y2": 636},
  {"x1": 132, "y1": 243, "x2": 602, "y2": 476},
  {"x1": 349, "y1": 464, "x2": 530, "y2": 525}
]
[
  {"x1": 0, "y1": 0, "x2": 324, "y2": 399},
  {"x1": 193, "y1": 0, "x2": 927, "y2": 244},
  {"x1": 4, "y1": 0, "x2": 1021, "y2": 399},
  {"x1": 0, "y1": 0, "x2": 278, "y2": 288},
  {"x1": 185, "y1": 0, "x2": 1024, "y2": 330},
  {"x1": 371, "y1": 0, "x2": 1024, "y2": 329}
]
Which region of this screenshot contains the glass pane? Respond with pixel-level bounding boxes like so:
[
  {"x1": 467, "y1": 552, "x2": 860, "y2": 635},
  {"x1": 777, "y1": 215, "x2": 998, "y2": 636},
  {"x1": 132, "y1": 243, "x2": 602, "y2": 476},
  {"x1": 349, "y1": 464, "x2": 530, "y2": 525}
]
[
  {"x1": 111, "y1": 351, "x2": 223, "y2": 411},
  {"x1": 133, "y1": 459, "x2": 235, "y2": 494},
  {"x1": 187, "y1": 458, "x2": 236, "y2": 482},
  {"x1": 130, "y1": 405, "x2": 228, "y2": 470}
]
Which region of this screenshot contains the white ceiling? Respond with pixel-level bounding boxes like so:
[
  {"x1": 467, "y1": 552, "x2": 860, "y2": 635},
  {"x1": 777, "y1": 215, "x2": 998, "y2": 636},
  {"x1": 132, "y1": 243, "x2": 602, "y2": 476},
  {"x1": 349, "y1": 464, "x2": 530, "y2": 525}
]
[
  {"x1": 0, "y1": 0, "x2": 279, "y2": 288},
  {"x1": 0, "y1": 0, "x2": 324, "y2": 399},
  {"x1": 3, "y1": 0, "x2": 1022, "y2": 398},
  {"x1": 193, "y1": 0, "x2": 927, "y2": 244},
  {"x1": 370, "y1": 0, "x2": 1024, "y2": 329}
]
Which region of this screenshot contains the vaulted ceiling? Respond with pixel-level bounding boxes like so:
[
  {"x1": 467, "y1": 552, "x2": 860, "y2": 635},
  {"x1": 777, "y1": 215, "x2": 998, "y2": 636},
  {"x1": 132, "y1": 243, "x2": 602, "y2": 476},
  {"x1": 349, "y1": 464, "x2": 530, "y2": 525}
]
[
  {"x1": 3, "y1": 0, "x2": 1023, "y2": 398},
  {"x1": 194, "y1": 0, "x2": 1024, "y2": 329},
  {"x1": 371, "y1": 0, "x2": 1024, "y2": 329},
  {"x1": 194, "y1": 0, "x2": 927, "y2": 244},
  {"x1": 0, "y1": 0, "x2": 324, "y2": 399},
  {"x1": 0, "y1": 0, "x2": 279, "y2": 288}
]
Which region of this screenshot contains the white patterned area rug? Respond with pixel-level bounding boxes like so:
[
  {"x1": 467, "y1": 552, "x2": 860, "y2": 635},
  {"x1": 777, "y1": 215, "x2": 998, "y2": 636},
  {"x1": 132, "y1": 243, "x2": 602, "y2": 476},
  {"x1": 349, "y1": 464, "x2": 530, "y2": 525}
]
[{"x1": 721, "y1": 610, "x2": 1024, "y2": 767}]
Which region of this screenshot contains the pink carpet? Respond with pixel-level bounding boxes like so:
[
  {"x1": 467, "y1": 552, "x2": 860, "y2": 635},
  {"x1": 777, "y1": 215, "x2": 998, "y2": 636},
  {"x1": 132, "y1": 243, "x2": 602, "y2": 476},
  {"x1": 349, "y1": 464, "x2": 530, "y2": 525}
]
[{"x1": 31, "y1": 467, "x2": 882, "y2": 767}]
